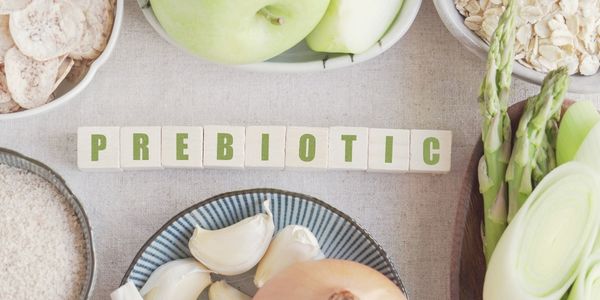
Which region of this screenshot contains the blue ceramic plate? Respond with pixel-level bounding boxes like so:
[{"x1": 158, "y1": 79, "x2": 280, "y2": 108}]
[{"x1": 121, "y1": 189, "x2": 407, "y2": 298}]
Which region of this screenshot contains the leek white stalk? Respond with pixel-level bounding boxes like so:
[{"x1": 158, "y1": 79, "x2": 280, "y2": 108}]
[
  {"x1": 140, "y1": 258, "x2": 212, "y2": 300},
  {"x1": 567, "y1": 255, "x2": 600, "y2": 300},
  {"x1": 483, "y1": 162, "x2": 600, "y2": 300},
  {"x1": 208, "y1": 280, "x2": 251, "y2": 300},
  {"x1": 255, "y1": 225, "x2": 324, "y2": 287},
  {"x1": 110, "y1": 282, "x2": 143, "y2": 300},
  {"x1": 189, "y1": 199, "x2": 275, "y2": 275}
]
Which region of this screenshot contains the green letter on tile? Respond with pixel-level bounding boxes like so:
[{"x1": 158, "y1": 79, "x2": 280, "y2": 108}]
[
  {"x1": 385, "y1": 136, "x2": 394, "y2": 163},
  {"x1": 176, "y1": 133, "x2": 189, "y2": 160},
  {"x1": 341, "y1": 134, "x2": 357, "y2": 162},
  {"x1": 217, "y1": 133, "x2": 234, "y2": 160},
  {"x1": 423, "y1": 137, "x2": 440, "y2": 165},
  {"x1": 261, "y1": 133, "x2": 270, "y2": 161},
  {"x1": 133, "y1": 133, "x2": 149, "y2": 161},
  {"x1": 91, "y1": 134, "x2": 106, "y2": 162},
  {"x1": 299, "y1": 134, "x2": 316, "y2": 162}
]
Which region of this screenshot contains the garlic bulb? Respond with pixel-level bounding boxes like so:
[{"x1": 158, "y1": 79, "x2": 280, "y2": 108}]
[
  {"x1": 254, "y1": 225, "x2": 324, "y2": 287},
  {"x1": 139, "y1": 258, "x2": 212, "y2": 300},
  {"x1": 254, "y1": 259, "x2": 407, "y2": 300},
  {"x1": 110, "y1": 282, "x2": 143, "y2": 300},
  {"x1": 208, "y1": 280, "x2": 251, "y2": 300},
  {"x1": 189, "y1": 199, "x2": 275, "y2": 275}
]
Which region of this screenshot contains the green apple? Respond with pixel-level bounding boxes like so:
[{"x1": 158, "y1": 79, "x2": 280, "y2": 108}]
[
  {"x1": 306, "y1": 0, "x2": 404, "y2": 54},
  {"x1": 151, "y1": 0, "x2": 330, "y2": 64}
]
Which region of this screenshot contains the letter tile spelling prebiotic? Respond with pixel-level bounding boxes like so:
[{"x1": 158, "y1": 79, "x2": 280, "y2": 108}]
[
  {"x1": 120, "y1": 127, "x2": 163, "y2": 170},
  {"x1": 410, "y1": 130, "x2": 452, "y2": 173},
  {"x1": 328, "y1": 127, "x2": 369, "y2": 170},
  {"x1": 77, "y1": 127, "x2": 121, "y2": 171},
  {"x1": 204, "y1": 126, "x2": 246, "y2": 169},
  {"x1": 245, "y1": 126, "x2": 286, "y2": 170},
  {"x1": 367, "y1": 128, "x2": 410, "y2": 173},
  {"x1": 285, "y1": 127, "x2": 329, "y2": 170},
  {"x1": 162, "y1": 126, "x2": 204, "y2": 168}
]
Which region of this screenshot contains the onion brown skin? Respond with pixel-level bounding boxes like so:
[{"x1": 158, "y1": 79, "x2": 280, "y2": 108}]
[{"x1": 253, "y1": 259, "x2": 407, "y2": 300}]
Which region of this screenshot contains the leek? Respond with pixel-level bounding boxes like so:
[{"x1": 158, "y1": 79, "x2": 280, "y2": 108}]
[
  {"x1": 505, "y1": 67, "x2": 569, "y2": 222},
  {"x1": 483, "y1": 162, "x2": 600, "y2": 300},
  {"x1": 567, "y1": 255, "x2": 600, "y2": 300},
  {"x1": 574, "y1": 121, "x2": 600, "y2": 173},
  {"x1": 478, "y1": 0, "x2": 516, "y2": 263},
  {"x1": 557, "y1": 101, "x2": 600, "y2": 165}
]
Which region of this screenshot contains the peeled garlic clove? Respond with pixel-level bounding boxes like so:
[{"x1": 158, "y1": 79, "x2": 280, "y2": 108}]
[
  {"x1": 208, "y1": 280, "x2": 251, "y2": 300},
  {"x1": 189, "y1": 199, "x2": 275, "y2": 275},
  {"x1": 254, "y1": 225, "x2": 324, "y2": 287},
  {"x1": 110, "y1": 282, "x2": 143, "y2": 300},
  {"x1": 140, "y1": 258, "x2": 212, "y2": 300}
]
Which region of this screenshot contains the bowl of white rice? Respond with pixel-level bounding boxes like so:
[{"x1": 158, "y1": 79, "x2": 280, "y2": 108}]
[{"x1": 0, "y1": 148, "x2": 95, "y2": 300}]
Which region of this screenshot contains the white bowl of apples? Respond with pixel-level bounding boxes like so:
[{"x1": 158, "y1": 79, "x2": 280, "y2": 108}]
[{"x1": 137, "y1": 0, "x2": 422, "y2": 71}]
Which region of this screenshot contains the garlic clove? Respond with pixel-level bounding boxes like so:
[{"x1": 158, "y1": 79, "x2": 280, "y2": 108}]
[
  {"x1": 189, "y1": 199, "x2": 275, "y2": 275},
  {"x1": 140, "y1": 258, "x2": 212, "y2": 300},
  {"x1": 254, "y1": 225, "x2": 324, "y2": 287},
  {"x1": 208, "y1": 280, "x2": 252, "y2": 300},
  {"x1": 110, "y1": 282, "x2": 143, "y2": 300}
]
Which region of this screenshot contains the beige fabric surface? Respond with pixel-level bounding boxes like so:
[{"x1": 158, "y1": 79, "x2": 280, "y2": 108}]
[{"x1": 1, "y1": 0, "x2": 599, "y2": 299}]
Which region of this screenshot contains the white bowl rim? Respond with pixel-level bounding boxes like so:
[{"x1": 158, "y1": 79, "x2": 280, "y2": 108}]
[
  {"x1": 0, "y1": 0, "x2": 125, "y2": 120},
  {"x1": 433, "y1": 0, "x2": 600, "y2": 94},
  {"x1": 138, "y1": 0, "x2": 422, "y2": 72}
]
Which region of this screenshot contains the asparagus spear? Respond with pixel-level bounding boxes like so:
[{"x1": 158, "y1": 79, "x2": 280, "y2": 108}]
[
  {"x1": 478, "y1": 0, "x2": 517, "y2": 263},
  {"x1": 505, "y1": 67, "x2": 569, "y2": 221},
  {"x1": 532, "y1": 119, "x2": 558, "y2": 186}
]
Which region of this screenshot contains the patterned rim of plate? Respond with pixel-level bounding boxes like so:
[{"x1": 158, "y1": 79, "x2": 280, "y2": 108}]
[
  {"x1": 0, "y1": 147, "x2": 96, "y2": 300},
  {"x1": 121, "y1": 188, "x2": 407, "y2": 298}
]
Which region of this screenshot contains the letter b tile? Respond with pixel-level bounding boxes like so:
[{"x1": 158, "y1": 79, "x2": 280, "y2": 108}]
[{"x1": 204, "y1": 125, "x2": 246, "y2": 169}]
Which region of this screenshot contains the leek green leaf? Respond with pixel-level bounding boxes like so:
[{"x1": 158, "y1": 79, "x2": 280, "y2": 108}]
[
  {"x1": 557, "y1": 101, "x2": 600, "y2": 165},
  {"x1": 575, "y1": 122, "x2": 600, "y2": 173}
]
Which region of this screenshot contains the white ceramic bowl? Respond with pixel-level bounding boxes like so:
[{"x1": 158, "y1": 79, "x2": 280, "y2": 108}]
[
  {"x1": 433, "y1": 0, "x2": 600, "y2": 94},
  {"x1": 0, "y1": 0, "x2": 124, "y2": 120},
  {"x1": 138, "y1": 0, "x2": 422, "y2": 72}
]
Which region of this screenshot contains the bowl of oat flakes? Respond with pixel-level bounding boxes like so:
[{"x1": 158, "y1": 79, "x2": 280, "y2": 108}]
[{"x1": 434, "y1": 0, "x2": 600, "y2": 94}]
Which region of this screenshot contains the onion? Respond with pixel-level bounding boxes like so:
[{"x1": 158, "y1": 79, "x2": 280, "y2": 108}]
[{"x1": 253, "y1": 259, "x2": 407, "y2": 300}]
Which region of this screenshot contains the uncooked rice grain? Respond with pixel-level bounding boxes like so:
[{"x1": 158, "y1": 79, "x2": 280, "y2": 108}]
[{"x1": 0, "y1": 164, "x2": 87, "y2": 300}]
